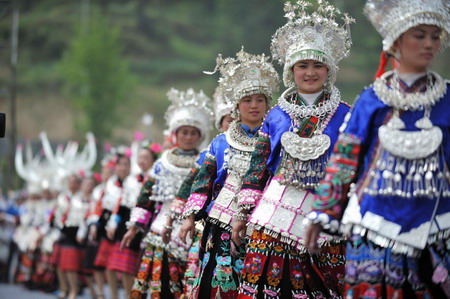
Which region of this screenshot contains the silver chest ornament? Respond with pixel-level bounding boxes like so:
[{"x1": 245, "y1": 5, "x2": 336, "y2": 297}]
[
  {"x1": 277, "y1": 87, "x2": 340, "y2": 189},
  {"x1": 278, "y1": 121, "x2": 333, "y2": 189},
  {"x1": 149, "y1": 150, "x2": 194, "y2": 202},
  {"x1": 208, "y1": 127, "x2": 254, "y2": 228},
  {"x1": 378, "y1": 111, "x2": 442, "y2": 160},
  {"x1": 281, "y1": 132, "x2": 330, "y2": 161},
  {"x1": 366, "y1": 109, "x2": 450, "y2": 199},
  {"x1": 365, "y1": 71, "x2": 450, "y2": 199},
  {"x1": 225, "y1": 148, "x2": 252, "y2": 178}
]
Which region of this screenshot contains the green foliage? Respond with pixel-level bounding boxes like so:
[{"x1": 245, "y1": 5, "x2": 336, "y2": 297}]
[
  {"x1": 56, "y1": 11, "x2": 135, "y2": 142},
  {"x1": 1, "y1": 0, "x2": 449, "y2": 144}
]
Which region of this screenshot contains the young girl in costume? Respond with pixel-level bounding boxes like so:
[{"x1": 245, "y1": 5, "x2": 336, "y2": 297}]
[
  {"x1": 103, "y1": 152, "x2": 140, "y2": 298},
  {"x1": 86, "y1": 157, "x2": 118, "y2": 299},
  {"x1": 85, "y1": 160, "x2": 114, "y2": 299},
  {"x1": 39, "y1": 132, "x2": 96, "y2": 299},
  {"x1": 179, "y1": 48, "x2": 279, "y2": 299},
  {"x1": 122, "y1": 88, "x2": 213, "y2": 299},
  {"x1": 232, "y1": 1, "x2": 354, "y2": 298},
  {"x1": 305, "y1": 0, "x2": 450, "y2": 298},
  {"x1": 50, "y1": 173, "x2": 87, "y2": 299},
  {"x1": 78, "y1": 173, "x2": 101, "y2": 299},
  {"x1": 162, "y1": 85, "x2": 233, "y2": 298}
]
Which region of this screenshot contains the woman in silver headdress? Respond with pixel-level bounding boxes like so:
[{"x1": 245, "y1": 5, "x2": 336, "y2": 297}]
[
  {"x1": 161, "y1": 84, "x2": 233, "y2": 298},
  {"x1": 84, "y1": 158, "x2": 115, "y2": 299},
  {"x1": 122, "y1": 88, "x2": 213, "y2": 299},
  {"x1": 178, "y1": 48, "x2": 279, "y2": 299},
  {"x1": 305, "y1": 0, "x2": 450, "y2": 298},
  {"x1": 232, "y1": 1, "x2": 354, "y2": 298},
  {"x1": 50, "y1": 173, "x2": 87, "y2": 299}
]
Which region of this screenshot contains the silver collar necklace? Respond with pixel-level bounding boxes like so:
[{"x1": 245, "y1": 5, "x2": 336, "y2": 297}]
[
  {"x1": 373, "y1": 70, "x2": 446, "y2": 111},
  {"x1": 278, "y1": 85, "x2": 341, "y2": 119},
  {"x1": 226, "y1": 120, "x2": 258, "y2": 152}
]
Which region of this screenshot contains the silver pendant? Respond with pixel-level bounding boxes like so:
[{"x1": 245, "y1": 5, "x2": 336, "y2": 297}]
[
  {"x1": 281, "y1": 132, "x2": 330, "y2": 161},
  {"x1": 379, "y1": 115, "x2": 442, "y2": 160}
]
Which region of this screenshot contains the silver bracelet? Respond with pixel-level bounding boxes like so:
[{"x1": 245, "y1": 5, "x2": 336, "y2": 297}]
[
  {"x1": 125, "y1": 221, "x2": 134, "y2": 229},
  {"x1": 233, "y1": 212, "x2": 248, "y2": 222},
  {"x1": 163, "y1": 224, "x2": 173, "y2": 230}
]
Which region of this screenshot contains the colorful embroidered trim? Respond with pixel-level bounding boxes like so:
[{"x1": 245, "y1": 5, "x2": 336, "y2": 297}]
[
  {"x1": 312, "y1": 133, "x2": 361, "y2": 220},
  {"x1": 170, "y1": 197, "x2": 186, "y2": 217},
  {"x1": 237, "y1": 189, "x2": 263, "y2": 209},
  {"x1": 130, "y1": 206, "x2": 152, "y2": 227},
  {"x1": 182, "y1": 193, "x2": 208, "y2": 218}
]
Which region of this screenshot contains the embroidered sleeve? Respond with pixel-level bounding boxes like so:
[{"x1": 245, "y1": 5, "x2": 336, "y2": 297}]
[
  {"x1": 136, "y1": 177, "x2": 156, "y2": 208},
  {"x1": 132, "y1": 177, "x2": 157, "y2": 229},
  {"x1": 182, "y1": 153, "x2": 217, "y2": 219},
  {"x1": 308, "y1": 89, "x2": 388, "y2": 231},
  {"x1": 170, "y1": 167, "x2": 200, "y2": 218},
  {"x1": 87, "y1": 195, "x2": 104, "y2": 225},
  {"x1": 129, "y1": 206, "x2": 152, "y2": 229},
  {"x1": 237, "y1": 131, "x2": 271, "y2": 209},
  {"x1": 308, "y1": 133, "x2": 361, "y2": 231}
]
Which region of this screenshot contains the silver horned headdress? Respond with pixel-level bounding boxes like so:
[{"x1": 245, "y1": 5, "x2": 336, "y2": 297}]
[
  {"x1": 205, "y1": 47, "x2": 279, "y2": 119},
  {"x1": 364, "y1": 0, "x2": 450, "y2": 52},
  {"x1": 271, "y1": 0, "x2": 354, "y2": 88},
  {"x1": 165, "y1": 87, "x2": 214, "y2": 146},
  {"x1": 15, "y1": 132, "x2": 97, "y2": 194}
]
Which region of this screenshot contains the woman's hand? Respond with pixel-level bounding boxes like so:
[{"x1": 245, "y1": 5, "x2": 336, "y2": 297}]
[
  {"x1": 120, "y1": 226, "x2": 137, "y2": 250},
  {"x1": 76, "y1": 236, "x2": 84, "y2": 245},
  {"x1": 88, "y1": 225, "x2": 97, "y2": 241},
  {"x1": 162, "y1": 216, "x2": 174, "y2": 244},
  {"x1": 178, "y1": 215, "x2": 195, "y2": 244},
  {"x1": 231, "y1": 219, "x2": 247, "y2": 247},
  {"x1": 305, "y1": 223, "x2": 322, "y2": 254},
  {"x1": 106, "y1": 227, "x2": 116, "y2": 241}
]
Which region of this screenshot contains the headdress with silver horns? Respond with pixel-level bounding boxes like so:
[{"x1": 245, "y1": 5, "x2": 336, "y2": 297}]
[
  {"x1": 271, "y1": 0, "x2": 354, "y2": 88},
  {"x1": 364, "y1": 0, "x2": 450, "y2": 52},
  {"x1": 15, "y1": 132, "x2": 97, "y2": 193},
  {"x1": 164, "y1": 87, "x2": 214, "y2": 147},
  {"x1": 205, "y1": 47, "x2": 279, "y2": 119}
]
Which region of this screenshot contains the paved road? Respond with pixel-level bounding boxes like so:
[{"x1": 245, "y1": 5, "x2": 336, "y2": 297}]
[{"x1": 0, "y1": 283, "x2": 127, "y2": 299}]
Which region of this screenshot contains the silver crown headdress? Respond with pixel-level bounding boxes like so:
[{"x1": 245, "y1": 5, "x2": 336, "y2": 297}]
[
  {"x1": 213, "y1": 85, "x2": 233, "y2": 131},
  {"x1": 16, "y1": 132, "x2": 97, "y2": 194},
  {"x1": 40, "y1": 132, "x2": 97, "y2": 191},
  {"x1": 164, "y1": 87, "x2": 214, "y2": 146},
  {"x1": 205, "y1": 47, "x2": 279, "y2": 119},
  {"x1": 271, "y1": 0, "x2": 354, "y2": 88},
  {"x1": 364, "y1": 0, "x2": 450, "y2": 52},
  {"x1": 15, "y1": 141, "x2": 47, "y2": 195}
]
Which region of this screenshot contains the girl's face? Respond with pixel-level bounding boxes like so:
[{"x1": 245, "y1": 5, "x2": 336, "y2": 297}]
[
  {"x1": 137, "y1": 148, "x2": 155, "y2": 172},
  {"x1": 81, "y1": 178, "x2": 96, "y2": 196},
  {"x1": 393, "y1": 24, "x2": 441, "y2": 73},
  {"x1": 292, "y1": 60, "x2": 328, "y2": 94},
  {"x1": 176, "y1": 126, "x2": 201, "y2": 151},
  {"x1": 101, "y1": 165, "x2": 114, "y2": 183},
  {"x1": 67, "y1": 175, "x2": 81, "y2": 194},
  {"x1": 237, "y1": 94, "x2": 267, "y2": 127},
  {"x1": 220, "y1": 114, "x2": 233, "y2": 132},
  {"x1": 115, "y1": 156, "x2": 131, "y2": 180}
]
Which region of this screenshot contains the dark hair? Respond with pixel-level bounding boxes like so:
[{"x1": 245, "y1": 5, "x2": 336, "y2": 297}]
[
  {"x1": 175, "y1": 126, "x2": 201, "y2": 137},
  {"x1": 141, "y1": 140, "x2": 162, "y2": 160},
  {"x1": 141, "y1": 146, "x2": 158, "y2": 161},
  {"x1": 116, "y1": 153, "x2": 130, "y2": 164}
]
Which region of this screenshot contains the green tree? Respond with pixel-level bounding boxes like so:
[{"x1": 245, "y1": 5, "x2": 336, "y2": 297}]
[{"x1": 57, "y1": 12, "x2": 135, "y2": 143}]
